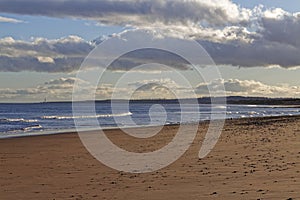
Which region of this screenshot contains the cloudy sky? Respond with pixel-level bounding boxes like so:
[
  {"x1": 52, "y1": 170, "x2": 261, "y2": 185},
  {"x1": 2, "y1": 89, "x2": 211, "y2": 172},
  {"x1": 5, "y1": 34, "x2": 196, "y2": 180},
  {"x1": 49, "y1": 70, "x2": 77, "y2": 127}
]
[{"x1": 0, "y1": 0, "x2": 300, "y2": 102}]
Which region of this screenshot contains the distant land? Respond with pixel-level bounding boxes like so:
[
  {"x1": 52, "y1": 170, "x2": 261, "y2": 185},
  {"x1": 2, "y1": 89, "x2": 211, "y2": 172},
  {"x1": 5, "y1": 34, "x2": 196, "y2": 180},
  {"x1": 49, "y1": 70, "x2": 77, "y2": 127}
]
[
  {"x1": 224, "y1": 96, "x2": 300, "y2": 106},
  {"x1": 2, "y1": 96, "x2": 300, "y2": 105},
  {"x1": 103, "y1": 96, "x2": 300, "y2": 106}
]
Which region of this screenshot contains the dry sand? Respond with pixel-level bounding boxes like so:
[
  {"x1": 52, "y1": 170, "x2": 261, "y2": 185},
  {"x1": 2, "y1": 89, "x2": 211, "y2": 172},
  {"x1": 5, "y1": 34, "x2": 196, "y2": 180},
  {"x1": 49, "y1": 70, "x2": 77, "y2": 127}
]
[{"x1": 1, "y1": 116, "x2": 300, "y2": 200}]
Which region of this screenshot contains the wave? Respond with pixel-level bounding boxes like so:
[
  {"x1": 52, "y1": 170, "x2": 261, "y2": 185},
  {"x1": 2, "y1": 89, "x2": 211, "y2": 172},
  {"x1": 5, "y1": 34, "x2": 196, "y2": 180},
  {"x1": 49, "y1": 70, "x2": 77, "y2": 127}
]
[
  {"x1": 22, "y1": 125, "x2": 43, "y2": 132},
  {"x1": 0, "y1": 118, "x2": 38, "y2": 123},
  {"x1": 3, "y1": 124, "x2": 43, "y2": 134},
  {"x1": 213, "y1": 105, "x2": 227, "y2": 109},
  {"x1": 174, "y1": 111, "x2": 227, "y2": 115},
  {"x1": 41, "y1": 112, "x2": 133, "y2": 120}
]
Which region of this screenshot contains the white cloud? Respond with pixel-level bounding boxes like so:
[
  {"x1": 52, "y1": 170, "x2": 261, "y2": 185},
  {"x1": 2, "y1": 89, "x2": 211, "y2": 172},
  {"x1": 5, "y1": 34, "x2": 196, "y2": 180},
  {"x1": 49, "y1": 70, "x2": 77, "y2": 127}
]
[
  {"x1": 127, "y1": 78, "x2": 181, "y2": 99},
  {"x1": 37, "y1": 56, "x2": 55, "y2": 63},
  {"x1": 263, "y1": 8, "x2": 288, "y2": 19},
  {"x1": 0, "y1": 35, "x2": 94, "y2": 72},
  {"x1": 0, "y1": 16, "x2": 23, "y2": 23},
  {"x1": 0, "y1": 77, "x2": 95, "y2": 101},
  {"x1": 196, "y1": 79, "x2": 300, "y2": 97},
  {"x1": 45, "y1": 77, "x2": 78, "y2": 86}
]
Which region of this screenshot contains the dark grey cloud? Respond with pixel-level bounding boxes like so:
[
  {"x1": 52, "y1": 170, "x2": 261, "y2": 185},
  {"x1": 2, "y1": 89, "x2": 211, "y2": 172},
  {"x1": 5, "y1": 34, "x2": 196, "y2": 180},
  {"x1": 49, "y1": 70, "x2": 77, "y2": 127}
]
[
  {"x1": 200, "y1": 39, "x2": 300, "y2": 68},
  {"x1": 0, "y1": 0, "x2": 249, "y2": 26},
  {"x1": 260, "y1": 12, "x2": 300, "y2": 47},
  {"x1": 0, "y1": 55, "x2": 84, "y2": 73},
  {"x1": 108, "y1": 48, "x2": 191, "y2": 71}
]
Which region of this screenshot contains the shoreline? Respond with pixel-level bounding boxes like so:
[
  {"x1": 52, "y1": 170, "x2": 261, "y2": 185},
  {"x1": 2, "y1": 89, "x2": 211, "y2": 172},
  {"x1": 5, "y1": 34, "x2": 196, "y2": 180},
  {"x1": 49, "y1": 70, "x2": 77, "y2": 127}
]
[{"x1": 1, "y1": 114, "x2": 300, "y2": 140}]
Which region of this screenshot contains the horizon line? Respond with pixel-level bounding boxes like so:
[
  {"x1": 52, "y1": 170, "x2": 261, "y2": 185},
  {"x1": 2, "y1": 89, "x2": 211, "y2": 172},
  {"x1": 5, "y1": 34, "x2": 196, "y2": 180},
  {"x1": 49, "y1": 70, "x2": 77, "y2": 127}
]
[{"x1": 1, "y1": 96, "x2": 300, "y2": 104}]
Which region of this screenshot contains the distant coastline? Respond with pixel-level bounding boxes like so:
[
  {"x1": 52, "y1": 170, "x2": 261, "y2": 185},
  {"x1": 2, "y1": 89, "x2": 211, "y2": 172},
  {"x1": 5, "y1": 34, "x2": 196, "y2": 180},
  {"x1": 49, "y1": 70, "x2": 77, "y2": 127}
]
[{"x1": 2, "y1": 96, "x2": 300, "y2": 106}]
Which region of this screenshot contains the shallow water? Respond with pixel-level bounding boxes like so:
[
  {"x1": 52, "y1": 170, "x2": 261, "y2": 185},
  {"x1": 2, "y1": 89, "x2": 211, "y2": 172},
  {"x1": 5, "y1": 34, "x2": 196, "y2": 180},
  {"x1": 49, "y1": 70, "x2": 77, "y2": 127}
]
[{"x1": 0, "y1": 102, "x2": 299, "y2": 138}]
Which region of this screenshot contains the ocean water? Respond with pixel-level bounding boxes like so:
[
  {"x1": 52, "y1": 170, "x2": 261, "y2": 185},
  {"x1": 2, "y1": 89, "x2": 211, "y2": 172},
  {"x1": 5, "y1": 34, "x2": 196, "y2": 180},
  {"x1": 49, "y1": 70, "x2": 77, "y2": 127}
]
[{"x1": 0, "y1": 102, "x2": 299, "y2": 138}]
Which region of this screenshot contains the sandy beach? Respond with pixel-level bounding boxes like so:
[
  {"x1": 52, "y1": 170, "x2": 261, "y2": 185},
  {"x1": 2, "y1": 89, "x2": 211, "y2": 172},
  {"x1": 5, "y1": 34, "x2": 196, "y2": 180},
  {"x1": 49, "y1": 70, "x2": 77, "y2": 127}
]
[{"x1": 1, "y1": 116, "x2": 299, "y2": 200}]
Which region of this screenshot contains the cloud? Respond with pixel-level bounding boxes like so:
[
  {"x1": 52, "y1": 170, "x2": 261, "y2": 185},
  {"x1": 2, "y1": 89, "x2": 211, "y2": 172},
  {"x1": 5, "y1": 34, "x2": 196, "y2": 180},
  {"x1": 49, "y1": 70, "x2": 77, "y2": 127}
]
[
  {"x1": 200, "y1": 39, "x2": 300, "y2": 68},
  {"x1": 142, "y1": 7, "x2": 300, "y2": 68},
  {"x1": 196, "y1": 79, "x2": 300, "y2": 97},
  {"x1": 0, "y1": 77, "x2": 123, "y2": 101},
  {"x1": 128, "y1": 78, "x2": 179, "y2": 89},
  {"x1": 0, "y1": 15, "x2": 23, "y2": 23},
  {"x1": 37, "y1": 56, "x2": 55, "y2": 63},
  {"x1": 45, "y1": 77, "x2": 77, "y2": 85},
  {"x1": 0, "y1": 31, "x2": 196, "y2": 73},
  {"x1": 0, "y1": 0, "x2": 250, "y2": 26},
  {"x1": 127, "y1": 78, "x2": 181, "y2": 99},
  {"x1": 108, "y1": 48, "x2": 191, "y2": 71},
  {"x1": 260, "y1": 9, "x2": 300, "y2": 47},
  {"x1": 0, "y1": 36, "x2": 94, "y2": 73},
  {"x1": 0, "y1": 77, "x2": 187, "y2": 101},
  {"x1": 0, "y1": 77, "x2": 95, "y2": 101},
  {"x1": 197, "y1": 7, "x2": 300, "y2": 68},
  {"x1": 1, "y1": 1, "x2": 300, "y2": 69},
  {"x1": 0, "y1": 77, "x2": 299, "y2": 102}
]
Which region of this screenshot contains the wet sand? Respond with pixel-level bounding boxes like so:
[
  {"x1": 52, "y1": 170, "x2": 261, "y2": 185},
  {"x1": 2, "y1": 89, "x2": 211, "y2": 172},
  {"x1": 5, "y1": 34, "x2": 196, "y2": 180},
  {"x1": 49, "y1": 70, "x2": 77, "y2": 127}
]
[{"x1": 1, "y1": 116, "x2": 300, "y2": 199}]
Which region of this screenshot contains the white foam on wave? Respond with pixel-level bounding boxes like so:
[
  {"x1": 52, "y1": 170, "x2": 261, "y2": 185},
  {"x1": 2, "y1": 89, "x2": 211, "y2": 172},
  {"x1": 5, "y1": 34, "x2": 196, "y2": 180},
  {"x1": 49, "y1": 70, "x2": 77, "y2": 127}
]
[
  {"x1": 213, "y1": 105, "x2": 227, "y2": 109},
  {"x1": 41, "y1": 112, "x2": 133, "y2": 120},
  {"x1": 23, "y1": 125, "x2": 43, "y2": 132},
  {"x1": 0, "y1": 118, "x2": 38, "y2": 123}
]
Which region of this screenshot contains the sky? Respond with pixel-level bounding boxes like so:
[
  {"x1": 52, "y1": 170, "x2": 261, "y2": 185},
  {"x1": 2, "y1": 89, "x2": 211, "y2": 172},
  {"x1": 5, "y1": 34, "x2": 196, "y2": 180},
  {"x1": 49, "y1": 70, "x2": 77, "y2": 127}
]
[{"x1": 0, "y1": 0, "x2": 300, "y2": 102}]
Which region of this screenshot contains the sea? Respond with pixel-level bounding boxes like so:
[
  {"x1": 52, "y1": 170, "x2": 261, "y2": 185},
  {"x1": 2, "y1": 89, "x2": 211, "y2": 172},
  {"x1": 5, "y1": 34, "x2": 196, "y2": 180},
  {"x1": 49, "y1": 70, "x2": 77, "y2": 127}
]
[{"x1": 0, "y1": 102, "x2": 299, "y2": 138}]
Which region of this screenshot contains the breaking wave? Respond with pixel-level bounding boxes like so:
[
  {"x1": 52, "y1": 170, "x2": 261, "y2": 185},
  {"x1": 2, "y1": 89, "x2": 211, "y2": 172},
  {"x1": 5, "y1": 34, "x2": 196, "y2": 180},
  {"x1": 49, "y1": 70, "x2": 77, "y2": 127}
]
[
  {"x1": 0, "y1": 118, "x2": 38, "y2": 123},
  {"x1": 41, "y1": 112, "x2": 133, "y2": 120}
]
